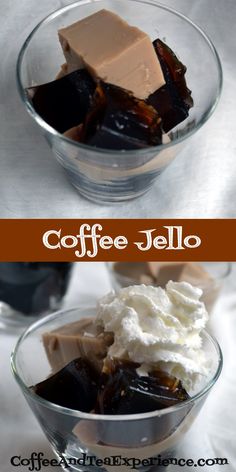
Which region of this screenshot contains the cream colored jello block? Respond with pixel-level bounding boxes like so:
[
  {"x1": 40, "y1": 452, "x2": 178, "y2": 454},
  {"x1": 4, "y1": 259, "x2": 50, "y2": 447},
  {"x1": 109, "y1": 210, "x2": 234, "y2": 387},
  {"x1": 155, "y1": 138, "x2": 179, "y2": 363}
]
[
  {"x1": 58, "y1": 9, "x2": 165, "y2": 99},
  {"x1": 178, "y1": 262, "x2": 213, "y2": 286},
  {"x1": 148, "y1": 261, "x2": 187, "y2": 284},
  {"x1": 43, "y1": 318, "x2": 113, "y2": 374},
  {"x1": 147, "y1": 262, "x2": 213, "y2": 287}
]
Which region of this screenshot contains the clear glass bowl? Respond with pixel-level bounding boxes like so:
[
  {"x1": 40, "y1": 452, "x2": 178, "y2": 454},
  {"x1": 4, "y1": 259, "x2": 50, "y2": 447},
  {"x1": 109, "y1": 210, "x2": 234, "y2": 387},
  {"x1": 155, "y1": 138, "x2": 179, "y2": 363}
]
[
  {"x1": 11, "y1": 307, "x2": 222, "y2": 471},
  {"x1": 0, "y1": 262, "x2": 73, "y2": 329},
  {"x1": 107, "y1": 262, "x2": 231, "y2": 313},
  {"x1": 17, "y1": 0, "x2": 222, "y2": 203}
]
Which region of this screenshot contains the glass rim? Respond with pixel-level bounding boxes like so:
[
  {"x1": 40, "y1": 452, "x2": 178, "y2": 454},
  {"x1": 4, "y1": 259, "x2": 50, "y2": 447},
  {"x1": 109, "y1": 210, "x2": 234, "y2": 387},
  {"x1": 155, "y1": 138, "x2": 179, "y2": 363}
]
[
  {"x1": 107, "y1": 261, "x2": 232, "y2": 286},
  {"x1": 16, "y1": 0, "x2": 223, "y2": 157},
  {"x1": 11, "y1": 305, "x2": 223, "y2": 422}
]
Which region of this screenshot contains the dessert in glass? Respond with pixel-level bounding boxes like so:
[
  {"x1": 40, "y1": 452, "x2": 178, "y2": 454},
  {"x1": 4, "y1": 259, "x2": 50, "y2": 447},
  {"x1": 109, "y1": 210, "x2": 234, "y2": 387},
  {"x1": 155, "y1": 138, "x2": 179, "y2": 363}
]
[
  {"x1": 17, "y1": 0, "x2": 222, "y2": 203},
  {"x1": 108, "y1": 262, "x2": 231, "y2": 313},
  {"x1": 12, "y1": 282, "x2": 222, "y2": 471},
  {"x1": 0, "y1": 262, "x2": 72, "y2": 327}
]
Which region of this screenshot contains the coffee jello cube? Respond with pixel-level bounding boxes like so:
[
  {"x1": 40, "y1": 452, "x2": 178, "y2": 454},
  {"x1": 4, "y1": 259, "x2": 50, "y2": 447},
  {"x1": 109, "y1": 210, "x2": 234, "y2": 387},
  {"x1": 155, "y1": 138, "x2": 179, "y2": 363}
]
[
  {"x1": 148, "y1": 262, "x2": 212, "y2": 288},
  {"x1": 33, "y1": 358, "x2": 99, "y2": 412},
  {"x1": 58, "y1": 9, "x2": 165, "y2": 99},
  {"x1": 148, "y1": 39, "x2": 193, "y2": 131},
  {"x1": 97, "y1": 361, "x2": 189, "y2": 415},
  {"x1": 148, "y1": 261, "x2": 189, "y2": 286},
  {"x1": 43, "y1": 318, "x2": 113, "y2": 374},
  {"x1": 28, "y1": 69, "x2": 96, "y2": 133},
  {"x1": 80, "y1": 82, "x2": 163, "y2": 150}
]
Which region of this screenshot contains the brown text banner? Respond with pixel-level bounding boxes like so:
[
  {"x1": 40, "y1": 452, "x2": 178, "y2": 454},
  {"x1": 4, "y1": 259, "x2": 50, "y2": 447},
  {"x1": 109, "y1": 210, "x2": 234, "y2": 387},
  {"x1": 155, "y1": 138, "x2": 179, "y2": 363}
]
[{"x1": 0, "y1": 219, "x2": 235, "y2": 261}]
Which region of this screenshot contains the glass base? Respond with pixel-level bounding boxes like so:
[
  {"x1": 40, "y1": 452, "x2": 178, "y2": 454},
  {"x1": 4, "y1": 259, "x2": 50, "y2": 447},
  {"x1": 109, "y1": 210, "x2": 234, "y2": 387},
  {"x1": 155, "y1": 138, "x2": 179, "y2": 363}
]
[
  {"x1": 59, "y1": 453, "x2": 174, "y2": 472},
  {"x1": 56, "y1": 441, "x2": 178, "y2": 472},
  {"x1": 63, "y1": 166, "x2": 160, "y2": 204}
]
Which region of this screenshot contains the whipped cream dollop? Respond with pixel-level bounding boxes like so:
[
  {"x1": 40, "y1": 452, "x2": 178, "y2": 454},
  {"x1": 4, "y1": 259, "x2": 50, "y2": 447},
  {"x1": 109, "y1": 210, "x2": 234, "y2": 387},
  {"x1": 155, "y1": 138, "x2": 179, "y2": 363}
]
[{"x1": 96, "y1": 282, "x2": 210, "y2": 391}]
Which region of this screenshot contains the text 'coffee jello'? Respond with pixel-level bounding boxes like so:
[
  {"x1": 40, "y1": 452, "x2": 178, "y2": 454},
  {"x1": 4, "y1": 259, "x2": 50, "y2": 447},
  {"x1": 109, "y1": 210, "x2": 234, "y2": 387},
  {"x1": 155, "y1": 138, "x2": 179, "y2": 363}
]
[
  {"x1": 27, "y1": 9, "x2": 193, "y2": 150},
  {"x1": 32, "y1": 282, "x2": 210, "y2": 416}
]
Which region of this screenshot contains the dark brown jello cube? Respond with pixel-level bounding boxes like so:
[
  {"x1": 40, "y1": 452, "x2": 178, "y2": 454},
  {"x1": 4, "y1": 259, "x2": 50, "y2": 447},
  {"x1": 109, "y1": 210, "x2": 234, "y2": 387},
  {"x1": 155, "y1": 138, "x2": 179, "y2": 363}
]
[
  {"x1": 27, "y1": 69, "x2": 96, "y2": 133},
  {"x1": 96, "y1": 360, "x2": 189, "y2": 415},
  {"x1": 79, "y1": 82, "x2": 163, "y2": 150},
  {"x1": 147, "y1": 39, "x2": 193, "y2": 132},
  {"x1": 153, "y1": 39, "x2": 193, "y2": 108},
  {"x1": 32, "y1": 358, "x2": 99, "y2": 412},
  {"x1": 95, "y1": 360, "x2": 190, "y2": 447}
]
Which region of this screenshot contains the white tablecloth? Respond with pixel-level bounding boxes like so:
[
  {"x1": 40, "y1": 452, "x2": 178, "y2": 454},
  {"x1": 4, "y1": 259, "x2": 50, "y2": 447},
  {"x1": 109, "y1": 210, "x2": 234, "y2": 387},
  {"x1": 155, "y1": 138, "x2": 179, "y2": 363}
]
[
  {"x1": 1, "y1": 262, "x2": 236, "y2": 471},
  {"x1": 1, "y1": 0, "x2": 236, "y2": 218}
]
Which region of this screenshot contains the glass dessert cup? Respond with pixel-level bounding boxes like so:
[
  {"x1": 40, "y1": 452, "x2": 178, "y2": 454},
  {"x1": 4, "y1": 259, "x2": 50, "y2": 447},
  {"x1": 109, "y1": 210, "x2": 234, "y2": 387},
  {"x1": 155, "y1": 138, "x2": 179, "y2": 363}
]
[
  {"x1": 0, "y1": 262, "x2": 73, "y2": 329},
  {"x1": 11, "y1": 307, "x2": 222, "y2": 471},
  {"x1": 107, "y1": 262, "x2": 231, "y2": 313},
  {"x1": 17, "y1": 0, "x2": 222, "y2": 204}
]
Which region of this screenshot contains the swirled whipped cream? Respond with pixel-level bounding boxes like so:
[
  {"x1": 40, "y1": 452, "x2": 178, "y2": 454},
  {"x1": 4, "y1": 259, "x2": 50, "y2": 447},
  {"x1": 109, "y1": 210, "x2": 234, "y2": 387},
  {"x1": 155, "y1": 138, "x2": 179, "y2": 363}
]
[{"x1": 96, "y1": 282, "x2": 210, "y2": 391}]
